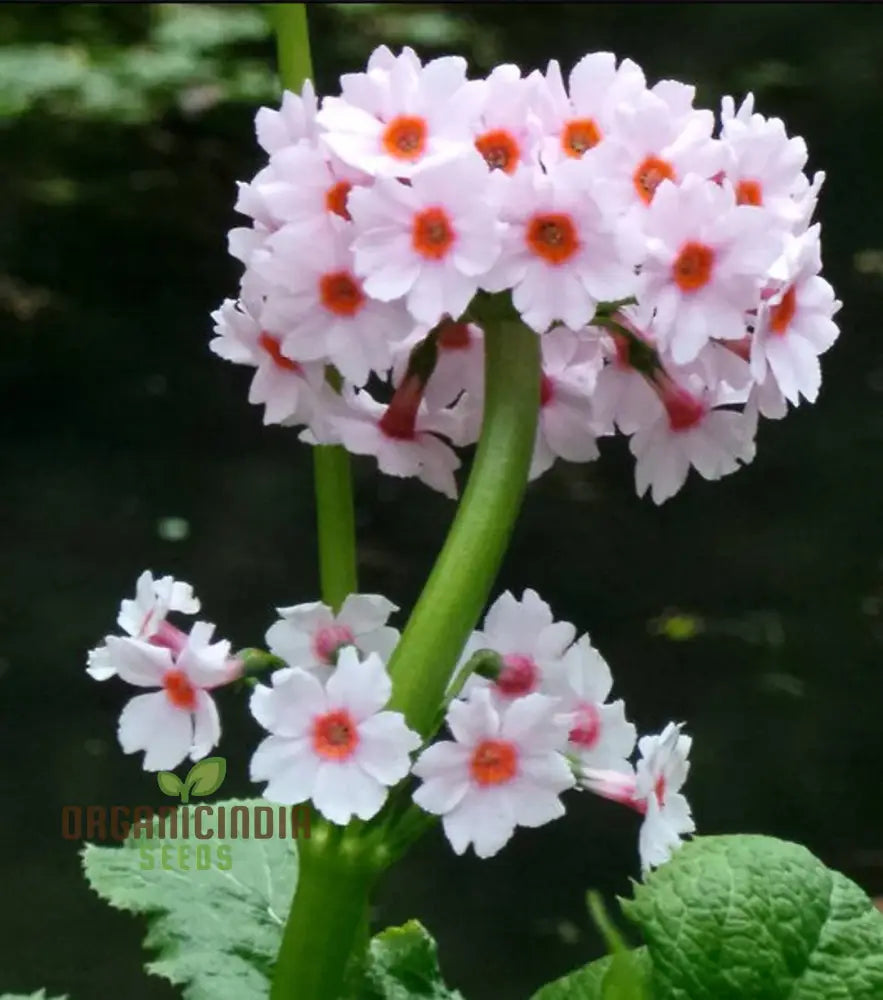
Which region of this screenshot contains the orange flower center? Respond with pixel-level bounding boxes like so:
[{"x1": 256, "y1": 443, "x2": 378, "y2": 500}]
[
  {"x1": 163, "y1": 669, "x2": 197, "y2": 711},
  {"x1": 412, "y1": 207, "x2": 456, "y2": 260},
  {"x1": 318, "y1": 271, "x2": 366, "y2": 317},
  {"x1": 633, "y1": 155, "x2": 675, "y2": 204},
  {"x1": 382, "y1": 115, "x2": 428, "y2": 161},
  {"x1": 312, "y1": 709, "x2": 359, "y2": 761},
  {"x1": 526, "y1": 212, "x2": 579, "y2": 265},
  {"x1": 736, "y1": 179, "x2": 763, "y2": 206},
  {"x1": 470, "y1": 739, "x2": 518, "y2": 786},
  {"x1": 475, "y1": 129, "x2": 520, "y2": 173},
  {"x1": 562, "y1": 118, "x2": 602, "y2": 157},
  {"x1": 325, "y1": 180, "x2": 353, "y2": 221},
  {"x1": 259, "y1": 332, "x2": 302, "y2": 373},
  {"x1": 672, "y1": 241, "x2": 715, "y2": 292},
  {"x1": 769, "y1": 285, "x2": 797, "y2": 334}
]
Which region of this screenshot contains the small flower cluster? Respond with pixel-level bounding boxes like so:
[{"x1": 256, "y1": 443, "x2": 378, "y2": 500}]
[
  {"x1": 212, "y1": 47, "x2": 840, "y2": 503},
  {"x1": 88, "y1": 574, "x2": 693, "y2": 871}
]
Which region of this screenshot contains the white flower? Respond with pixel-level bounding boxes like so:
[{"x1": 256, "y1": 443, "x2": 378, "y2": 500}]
[
  {"x1": 348, "y1": 153, "x2": 504, "y2": 327},
  {"x1": 331, "y1": 385, "x2": 464, "y2": 499},
  {"x1": 87, "y1": 570, "x2": 200, "y2": 681},
  {"x1": 412, "y1": 688, "x2": 575, "y2": 857},
  {"x1": 250, "y1": 648, "x2": 421, "y2": 824},
  {"x1": 473, "y1": 64, "x2": 545, "y2": 175},
  {"x1": 462, "y1": 589, "x2": 577, "y2": 701},
  {"x1": 257, "y1": 226, "x2": 413, "y2": 387},
  {"x1": 536, "y1": 52, "x2": 647, "y2": 167},
  {"x1": 255, "y1": 81, "x2": 319, "y2": 154},
  {"x1": 544, "y1": 635, "x2": 636, "y2": 772},
  {"x1": 317, "y1": 48, "x2": 483, "y2": 178},
  {"x1": 266, "y1": 594, "x2": 400, "y2": 674},
  {"x1": 483, "y1": 159, "x2": 634, "y2": 333},
  {"x1": 720, "y1": 92, "x2": 810, "y2": 226},
  {"x1": 750, "y1": 226, "x2": 841, "y2": 405},
  {"x1": 633, "y1": 723, "x2": 695, "y2": 871},
  {"x1": 630, "y1": 376, "x2": 756, "y2": 505},
  {"x1": 532, "y1": 327, "x2": 601, "y2": 479},
  {"x1": 209, "y1": 296, "x2": 325, "y2": 426},
  {"x1": 629, "y1": 173, "x2": 781, "y2": 364},
  {"x1": 111, "y1": 621, "x2": 232, "y2": 771}
]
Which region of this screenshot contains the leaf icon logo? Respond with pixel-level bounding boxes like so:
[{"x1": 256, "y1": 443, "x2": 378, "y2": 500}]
[{"x1": 156, "y1": 757, "x2": 227, "y2": 803}]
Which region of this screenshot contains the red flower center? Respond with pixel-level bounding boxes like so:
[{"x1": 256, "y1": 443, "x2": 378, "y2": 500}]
[
  {"x1": 569, "y1": 702, "x2": 601, "y2": 748},
  {"x1": 497, "y1": 654, "x2": 539, "y2": 697},
  {"x1": 438, "y1": 319, "x2": 471, "y2": 350},
  {"x1": 313, "y1": 624, "x2": 355, "y2": 665}
]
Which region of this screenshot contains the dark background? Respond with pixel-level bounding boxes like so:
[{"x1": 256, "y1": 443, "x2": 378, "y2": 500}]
[{"x1": 2, "y1": 3, "x2": 883, "y2": 997}]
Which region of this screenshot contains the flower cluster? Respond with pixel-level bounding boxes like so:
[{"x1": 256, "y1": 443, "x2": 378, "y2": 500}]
[
  {"x1": 88, "y1": 575, "x2": 693, "y2": 871},
  {"x1": 212, "y1": 46, "x2": 839, "y2": 504}
]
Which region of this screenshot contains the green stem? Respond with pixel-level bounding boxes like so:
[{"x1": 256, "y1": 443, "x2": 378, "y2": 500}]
[
  {"x1": 270, "y1": 3, "x2": 313, "y2": 85},
  {"x1": 269, "y1": 836, "x2": 378, "y2": 1000},
  {"x1": 314, "y1": 444, "x2": 358, "y2": 612},
  {"x1": 386, "y1": 306, "x2": 541, "y2": 735}
]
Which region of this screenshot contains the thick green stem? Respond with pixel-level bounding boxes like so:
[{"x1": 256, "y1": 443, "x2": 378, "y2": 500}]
[
  {"x1": 314, "y1": 444, "x2": 358, "y2": 612},
  {"x1": 386, "y1": 309, "x2": 541, "y2": 735},
  {"x1": 270, "y1": 837, "x2": 378, "y2": 1000}
]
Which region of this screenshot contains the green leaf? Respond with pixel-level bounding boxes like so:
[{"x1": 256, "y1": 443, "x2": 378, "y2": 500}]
[
  {"x1": 356, "y1": 921, "x2": 464, "y2": 1000},
  {"x1": 0, "y1": 992, "x2": 68, "y2": 999},
  {"x1": 156, "y1": 770, "x2": 184, "y2": 798},
  {"x1": 531, "y1": 951, "x2": 652, "y2": 1000},
  {"x1": 185, "y1": 756, "x2": 227, "y2": 798},
  {"x1": 82, "y1": 797, "x2": 297, "y2": 1000},
  {"x1": 621, "y1": 834, "x2": 883, "y2": 1000}
]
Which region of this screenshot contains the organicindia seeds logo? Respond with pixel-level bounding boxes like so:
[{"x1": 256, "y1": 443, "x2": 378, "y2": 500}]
[{"x1": 61, "y1": 756, "x2": 311, "y2": 871}]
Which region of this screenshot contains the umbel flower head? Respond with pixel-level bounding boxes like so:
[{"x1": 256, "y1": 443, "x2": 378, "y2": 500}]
[{"x1": 214, "y1": 45, "x2": 840, "y2": 505}]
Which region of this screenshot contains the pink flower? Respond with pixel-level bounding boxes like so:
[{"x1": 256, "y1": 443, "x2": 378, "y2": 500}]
[
  {"x1": 266, "y1": 594, "x2": 400, "y2": 674},
  {"x1": 209, "y1": 296, "x2": 325, "y2": 425},
  {"x1": 461, "y1": 589, "x2": 576, "y2": 702},
  {"x1": 751, "y1": 226, "x2": 841, "y2": 405},
  {"x1": 257, "y1": 226, "x2": 413, "y2": 387},
  {"x1": 472, "y1": 64, "x2": 545, "y2": 175},
  {"x1": 109, "y1": 622, "x2": 236, "y2": 771},
  {"x1": 630, "y1": 375, "x2": 756, "y2": 504},
  {"x1": 629, "y1": 173, "x2": 780, "y2": 364},
  {"x1": 250, "y1": 648, "x2": 420, "y2": 824},
  {"x1": 255, "y1": 81, "x2": 319, "y2": 155},
  {"x1": 392, "y1": 319, "x2": 485, "y2": 410},
  {"x1": 531, "y1": 326, "x2": 601, "y2": 478},
  {"x1": 331, "y1": 383, "x2": 464, "y2": 499},
  {"x1": 317, "y1": 48, "x2": 484, "y2": 179},
  {"x1": 536, "y1": 52, "x2": 647, "y2": 167},
  {"x1": 348, "y1": 153, "x2": 504, "y2": 326},
  {"x1": 412, "y1": 688, "x2": 575, "y2": 857},
  {"x1": 544, "y1": 635, "x2": 637, "y2": 772},
  {"x1": 482, "y1": 159, "x2": 634, "y2": 333}
]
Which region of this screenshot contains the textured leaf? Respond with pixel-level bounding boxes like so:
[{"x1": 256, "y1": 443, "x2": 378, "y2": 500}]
[
  {"x1": 186, "y1": 757, "x2": 227, "y2": 797},
  {"x1": 82, "y1": 798, "x2": 297, "y2": 1000},
  {"x1": 156, "y1": 771, "x2": 183, "y2": 798},
  {"x1": 621, "y1": 834, "x2": 883, "y2": 1000},
  {"x1": 358, "y1": 921, "x2": 464, "y2": 1000},
  {"x1": 531, "y1": 950, "x2": 652, "y2": 1000}
]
